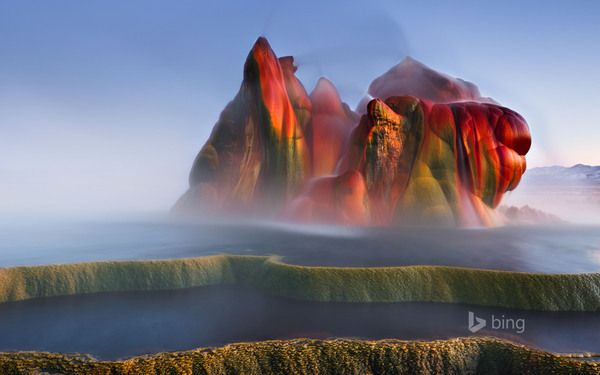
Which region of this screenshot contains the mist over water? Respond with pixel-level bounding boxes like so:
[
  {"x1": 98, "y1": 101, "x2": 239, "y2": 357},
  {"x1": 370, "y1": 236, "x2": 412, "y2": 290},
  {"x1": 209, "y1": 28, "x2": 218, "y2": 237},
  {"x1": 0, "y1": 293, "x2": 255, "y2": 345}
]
[
  {"x1": 1, "y1": 218, "x2": 599, "y2": 273},
  {"x1": 503, "y1": 180, "x2": 600, "y2": 224}
]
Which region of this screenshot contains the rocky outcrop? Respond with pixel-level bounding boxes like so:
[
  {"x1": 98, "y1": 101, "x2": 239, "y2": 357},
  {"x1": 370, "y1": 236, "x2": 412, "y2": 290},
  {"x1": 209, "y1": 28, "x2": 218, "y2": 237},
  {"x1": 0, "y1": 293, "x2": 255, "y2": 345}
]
[
  {"x1": 2, "y1": 338, "x2": 597, "y2": 374},
  {"x1": 498, "y1": 205, "x2": 565, "y2": 225},
  {"x1": 356, "y1": 57, "x2": 494, "y2": 113},
  {"x1": 307, "y1": 78, "x2": 358, "y2": 177},
  {"x1": 284, "y1": 170, "x2": 369, "y2": 225},
  {"x1": 176, "y1": 37, "x2": 310, "y2": 214},
  {"x1": 298, "y1": 96, "x2": 530, "y2": 226},
  {"x1": 175, "y1": 37, "x2": 532, "y2": 227}
]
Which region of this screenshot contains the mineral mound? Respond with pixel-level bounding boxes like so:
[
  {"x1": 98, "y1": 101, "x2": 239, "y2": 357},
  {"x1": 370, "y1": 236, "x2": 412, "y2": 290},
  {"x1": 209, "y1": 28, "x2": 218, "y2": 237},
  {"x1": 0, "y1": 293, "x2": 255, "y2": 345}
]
[{"x1": 174, "y1": 37, "x2": 531, "y2": 226}]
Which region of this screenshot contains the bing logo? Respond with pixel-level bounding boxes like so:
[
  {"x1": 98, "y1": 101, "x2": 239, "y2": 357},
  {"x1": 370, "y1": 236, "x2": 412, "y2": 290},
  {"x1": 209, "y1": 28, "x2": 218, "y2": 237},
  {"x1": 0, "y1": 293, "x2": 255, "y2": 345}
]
[{"x1": 468, "y1": 311, "x2": 525, "y2": 334}]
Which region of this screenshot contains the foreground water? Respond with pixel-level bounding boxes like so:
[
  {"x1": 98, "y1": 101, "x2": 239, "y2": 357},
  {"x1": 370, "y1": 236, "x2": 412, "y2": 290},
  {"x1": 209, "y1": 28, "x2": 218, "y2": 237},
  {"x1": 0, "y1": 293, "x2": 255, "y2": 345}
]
[
  {"x1": 0, "y1": 218, "x2": 600, "y2": 272},
  {"x1": 1, "y1": 218, "x2": 600, "y2": 359},
  {"x1": 0, "y1": 285, "x2": 598, "y2": 360}
]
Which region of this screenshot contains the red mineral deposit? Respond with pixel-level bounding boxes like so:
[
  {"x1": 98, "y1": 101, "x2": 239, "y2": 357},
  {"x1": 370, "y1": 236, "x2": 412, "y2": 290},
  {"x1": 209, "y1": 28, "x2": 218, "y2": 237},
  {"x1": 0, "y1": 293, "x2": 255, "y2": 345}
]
[{"x1": 175, "y1": 37, "x2": 531, "y2": 227}]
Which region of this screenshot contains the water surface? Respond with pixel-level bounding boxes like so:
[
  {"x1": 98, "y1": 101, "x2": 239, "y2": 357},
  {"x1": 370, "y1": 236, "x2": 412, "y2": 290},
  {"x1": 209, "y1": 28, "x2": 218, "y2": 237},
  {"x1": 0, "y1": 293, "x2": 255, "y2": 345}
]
[
  {"x1": 0, "y1": 219, "x2": 599, "y2": 273},
  {"x1": 1, "y1": 219, "x2": 600, "y2": 359},
  {"x1": 0, "y1": 286, "x2": 598, "y2": 360}
]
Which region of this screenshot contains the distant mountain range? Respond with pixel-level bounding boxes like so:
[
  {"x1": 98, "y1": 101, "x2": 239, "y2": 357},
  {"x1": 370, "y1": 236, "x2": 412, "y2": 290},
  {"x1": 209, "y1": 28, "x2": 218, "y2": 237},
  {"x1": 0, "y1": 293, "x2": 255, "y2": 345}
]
[
  {"x1": 525, "y1": 164, "x2": 600, "y2": 183},
  {"x1": 504, "y1": 164, "x2": 600, "y2": 224}
]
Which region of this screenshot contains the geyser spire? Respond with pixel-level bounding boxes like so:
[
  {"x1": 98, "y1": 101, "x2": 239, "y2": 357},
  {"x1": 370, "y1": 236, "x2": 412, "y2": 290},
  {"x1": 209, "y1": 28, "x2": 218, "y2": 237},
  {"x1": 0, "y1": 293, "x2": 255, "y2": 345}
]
[
  {"x1": 175, "y1": 37, "x2": 531, "y2": 227},
  {"x1": 176, "y1": 36, "x2": 310, "y2": 214}
]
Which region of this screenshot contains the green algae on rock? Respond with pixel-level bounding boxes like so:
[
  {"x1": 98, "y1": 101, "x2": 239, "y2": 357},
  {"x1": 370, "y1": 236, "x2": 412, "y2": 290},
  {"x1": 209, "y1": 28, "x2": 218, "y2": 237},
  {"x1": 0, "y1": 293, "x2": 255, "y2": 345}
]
[
  {"x1": 0, "y1": 337, "x2": 598, "y2": 375},
  {"x1": 1, "y1": 255, "x2": 600, "y2": 311}
]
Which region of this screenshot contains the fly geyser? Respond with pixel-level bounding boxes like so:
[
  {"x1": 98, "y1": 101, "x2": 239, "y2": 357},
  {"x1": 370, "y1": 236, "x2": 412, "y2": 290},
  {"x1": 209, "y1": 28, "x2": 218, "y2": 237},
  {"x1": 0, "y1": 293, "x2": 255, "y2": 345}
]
[{"x1": 174, "y1": 37, "x2": 531, "y2": 226}]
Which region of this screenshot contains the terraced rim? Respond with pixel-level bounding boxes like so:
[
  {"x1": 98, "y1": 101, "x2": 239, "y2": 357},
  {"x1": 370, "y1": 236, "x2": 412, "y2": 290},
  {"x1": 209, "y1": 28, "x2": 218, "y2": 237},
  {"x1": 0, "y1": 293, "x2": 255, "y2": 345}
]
[
  {"x1": 1, "y1": 255, "x2": 600, "y2": 311},
  {"x1": 0, "y1": 337, "x2": 598, "y2": 374}
]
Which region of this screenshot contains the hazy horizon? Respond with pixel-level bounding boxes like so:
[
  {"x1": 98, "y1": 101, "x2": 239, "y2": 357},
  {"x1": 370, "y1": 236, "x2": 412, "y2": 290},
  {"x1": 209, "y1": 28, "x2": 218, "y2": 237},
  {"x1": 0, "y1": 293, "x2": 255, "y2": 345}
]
[{"x1": 1, "y1": 0, "x2": 599, "y2": 216}]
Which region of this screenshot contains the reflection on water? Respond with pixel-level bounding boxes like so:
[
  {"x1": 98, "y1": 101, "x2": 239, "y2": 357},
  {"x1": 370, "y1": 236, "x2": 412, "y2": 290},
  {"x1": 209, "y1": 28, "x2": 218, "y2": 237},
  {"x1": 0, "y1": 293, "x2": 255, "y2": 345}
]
[
  {"x1": 0, "y1": 219, "x2": 600, "y2": 273},
  {"x1": 0, "y1": 286, "x2": 598, "y2": 360}
]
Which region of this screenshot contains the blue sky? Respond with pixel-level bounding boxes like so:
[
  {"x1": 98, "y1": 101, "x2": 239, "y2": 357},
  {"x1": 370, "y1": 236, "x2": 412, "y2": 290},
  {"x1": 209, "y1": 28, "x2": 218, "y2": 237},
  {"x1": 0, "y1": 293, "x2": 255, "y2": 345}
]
[{"x1": 1, "y1": 0, "x2": 599, "y2": 215}]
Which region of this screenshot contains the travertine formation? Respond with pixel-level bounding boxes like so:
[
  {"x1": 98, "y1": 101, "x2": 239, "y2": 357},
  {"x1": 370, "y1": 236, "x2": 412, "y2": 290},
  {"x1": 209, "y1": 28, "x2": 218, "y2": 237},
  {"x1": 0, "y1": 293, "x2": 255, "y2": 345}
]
[
  {"x1": 175, "y1": 37, "x2": 531, "y2": 226},
  {"x1": 2, "y1": 338, "x2": 597, "y2": 375}
]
